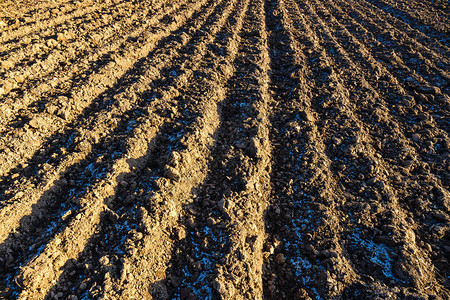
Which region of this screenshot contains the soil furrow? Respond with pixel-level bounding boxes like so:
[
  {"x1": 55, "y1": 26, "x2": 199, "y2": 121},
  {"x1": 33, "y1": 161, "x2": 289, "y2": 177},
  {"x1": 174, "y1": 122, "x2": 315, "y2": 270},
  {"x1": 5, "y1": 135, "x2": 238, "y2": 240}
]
[
  {"x1": 0, "y1": 0, "x2": 219, "y2": 265},
  {"x1": 284, "y1": 0, "x2": 448, "y2": 296},
  {"x1": 0, "y1": 0, "x2": 205, "y2": 180},
  {"x1": 165, "y1": 0, "x2": 273, "y2": 297},
  {"x1": 0, "y1": 0, "x2": 115, "y2": 45},
  {"x1": 318, "y1": 0, "x2": 450, "y2": 123},
  {"x1": 328, "y1": 0, "x2": 450, "y2": 94},
  {"x1": 97, "y1": 0, "x2": 252, "y2": 298},
  {"x1": 264, "y1": 0, "x2": 358, "y2": 298},
  {"x1": 296, "y1": 0, "x2": 450, "y2": 196},
  {"x1": 296, "y1": 0, "x2": 450, "y2": 292},
  {"x1": 0, "y1": 0, "x2": 183, "y2": 124},
  {"x1": 0, "y1": 0, "x2": 132, "y2": 56},
  {"x1": 348, "y1": 0, "x2": 449, "y2": 61},
  {"x1": 362, "y1": 0, "x2": 449, "y2": 42},
  {"x1": 105, "y1": 3, "x2": 253, "y2": 297},
  {"x1": 323, "y1": 0, "x2": 449, "y2": 93},
  {"x1": 295, "y1": 0, "x2": 449, "y2": 191},
  {"x1": 0, "y1": 0, "x2": 73, "y2": 32},
  {"x1": 2, "y1": 0, "x2": 243, "y2": 297},
  {"x1": 14, "y1": 110, "x2": 164, "y2": 300},
  {"x1": 0, "y1": 0, "x2": 163, "y2": 92},
  {"x1": 0, "y1": 0, "x2": 216, "y2": 247},
  {"x1": 308, "y1": 0, "x2": 450, "y2": 197}
]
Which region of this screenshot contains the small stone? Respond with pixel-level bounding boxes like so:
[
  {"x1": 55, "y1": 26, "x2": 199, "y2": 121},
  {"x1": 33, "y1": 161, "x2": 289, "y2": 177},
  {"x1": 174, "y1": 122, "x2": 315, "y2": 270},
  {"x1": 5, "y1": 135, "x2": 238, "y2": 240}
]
[
  {"x1": 132, "y1": 231, "x2": 143, "y2": 241},
  {"x1": 164, "y1": 166, "x2": 180, "y2": 181},
  {"x1": 305, "y1": 244, "x2": 315, "y2": 253},
  {"x1": 218, "y1": 199, "x2": 226, "y2": 212},
  {"x1": 235, "y1": 141, "x2": 247, "y2": 149},
  {"x1": 79, "y1": 282, "x2": 87, "y2": 291},
  {"x1": 99, "y1": 256, "x2": 109, "y2": 266},
  {"x1": 322, "y1": 66, "x2": 332, "y2": 74},
  {"x1": 1, "y1": 60, "x2": 13, "y2": 69},
  {"x1": 175, "y1": 227, "x2": 186, "y2": 240},
  {"x1": 366, "y1": 177, "x2": 376, "y2": 185},
  {"x1": 57, "y1": 32, "x2": 68, "y2": 42},
  {"x1": 170, "y1": 276, "x2": 181, "y2": 288},
  {"x1": 212, "y1": 279, "x2": 222, "y2": 292},
  {"x1": 91, "y1": 33, "x2": 102, "y2": 45},
  {"x1": 432, "y1": 212, "x2": 447, "y2": 222},
  {"x1": 412, "y1": 133, "x2": 420, "y2": 142},
  {"x1": 402, "y1": 160, "x2": 413, "y2": 167},
  {"x1": 417, "y1": 113, "x2": 428, "y2": 121},
  {"x1": 120, "y1": 180, "x2": 128, "y2": 187},
  {"x1": 300, "y1": 110, "x2": 314, "y2": 122},
  {"x1": 62, "y1": 210, "x2": 72, "y2": 221},
  {"x1": 46, "y1": 39, "x2": 58, "y2": 48},
  {"x1": 22, "y1": 36, "x2": 32, "y2": 44},
  {"x1": 29, "y1": 117, "x2": 42, "y2": 129},
  {"x1": 402, "y1": 96, "x2": 414, "y2": 107},
  {"x1": 14, "y1": 74, "x2": 25, "y2": 84}
]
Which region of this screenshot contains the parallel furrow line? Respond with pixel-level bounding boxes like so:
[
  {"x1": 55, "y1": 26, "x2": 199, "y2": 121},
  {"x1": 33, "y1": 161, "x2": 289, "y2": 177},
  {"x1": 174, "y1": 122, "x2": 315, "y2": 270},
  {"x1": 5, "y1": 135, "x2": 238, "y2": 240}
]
[
  {"x1": 264, "y1": 0, "x2": 358, "y2": 298},
  {"x1": 0, "y1": 0, "x2": 84, "y2": 34},
  {"x1": 288, "y1": 0, "x2": 446, "y2": 295},
  {"x1": 300, "y1": 0, "x2": 449, "y2": 189},
  {"x1": 10, "y1": 0, "x2": 244, "y2": 298},
  {"x1": 0, "y1": 0, "x2": 171, "y2": 115},
  {"x1": 321, "y1": 0, "x2": 449, "y2": 98},
  {"x1": 0, "y1": 0, "x2": 197, "y2": 179},
  {"x1": 0, "y1": 0, "x2": 116, "y2": 44},
  {"x1": 0, "y1": 0, "x2": 158, "y2": 88},
  {"x1": 345, "y1": 0, "x2": 449, "y2": 62},
  {"x1": 362, "y1": 0, "x2": 449, "y2": 41},
  {"x1": 0, "y1": 0, "x2": 214, "y2": 249},
  {"x1": 330, "y1": 0, "x2": 450, "y2": 91}
]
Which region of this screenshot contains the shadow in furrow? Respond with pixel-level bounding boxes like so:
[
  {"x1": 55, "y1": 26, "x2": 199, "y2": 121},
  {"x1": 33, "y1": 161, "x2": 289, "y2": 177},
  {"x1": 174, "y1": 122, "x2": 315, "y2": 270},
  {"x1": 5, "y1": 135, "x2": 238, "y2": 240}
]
[
  {"x1": 39, "y1": 1, "x2": 242, "y2": 298},
  {"x1": 0, "y1": 0, "x2": 222, "y2": 294},
  {"x1": 0, "y1": 0, "x2": 143, "y2": 84},
  {"x1": 0, "y1": 0, "x2": 209, "y2": 201},
  {"x1": 166, "y1": 16, "x2": 266, "y2": 300},
  {"x1": 263, "y1": 0, "x2": 314, "y2": 298},
  {"x1": 0, "y1": 0, "x2": 181, "y2": 126},
  {"x1": 361, "y1": 0, "x2": 449, "y2": 43},
  {"x1": 0, "y1": 0, "x2": 126, "y2": 48}
]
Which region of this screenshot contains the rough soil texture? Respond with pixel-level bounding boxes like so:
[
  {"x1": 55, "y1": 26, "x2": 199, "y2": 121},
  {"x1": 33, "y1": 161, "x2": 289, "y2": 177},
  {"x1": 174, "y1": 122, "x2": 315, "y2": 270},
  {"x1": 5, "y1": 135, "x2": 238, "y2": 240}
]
[{"x1": 0, "y1": 0, "x2": 448, "y2": 299}]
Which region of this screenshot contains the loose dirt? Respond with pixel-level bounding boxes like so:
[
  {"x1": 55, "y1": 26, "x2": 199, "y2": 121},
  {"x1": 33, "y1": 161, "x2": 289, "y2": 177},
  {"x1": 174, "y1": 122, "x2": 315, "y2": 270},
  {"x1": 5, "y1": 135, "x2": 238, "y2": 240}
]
[{"x1": 0, "y1": 0, "x2": 448, "y2": 299}]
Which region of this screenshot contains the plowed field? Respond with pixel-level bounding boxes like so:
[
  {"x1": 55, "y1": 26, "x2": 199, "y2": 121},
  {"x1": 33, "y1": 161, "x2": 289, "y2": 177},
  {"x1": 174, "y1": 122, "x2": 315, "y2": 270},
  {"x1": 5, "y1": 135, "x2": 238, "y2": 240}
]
[{"x1": 0, "y1": 0, "x2": 449, "y2": 299}]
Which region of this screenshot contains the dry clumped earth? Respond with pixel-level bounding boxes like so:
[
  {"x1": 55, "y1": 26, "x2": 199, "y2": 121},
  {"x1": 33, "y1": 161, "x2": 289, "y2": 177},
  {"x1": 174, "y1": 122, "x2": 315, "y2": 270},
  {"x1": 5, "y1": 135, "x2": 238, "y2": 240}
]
[{"x1": 0, "y1": 0, "x2": 448, "y2": 299}]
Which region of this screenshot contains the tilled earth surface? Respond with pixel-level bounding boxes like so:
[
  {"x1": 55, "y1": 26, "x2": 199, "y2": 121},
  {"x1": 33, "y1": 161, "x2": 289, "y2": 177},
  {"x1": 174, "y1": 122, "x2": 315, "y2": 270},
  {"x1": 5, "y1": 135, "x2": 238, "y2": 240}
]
[{"x1": 0, "y1": 0, "x2": 449, "y2": 299}]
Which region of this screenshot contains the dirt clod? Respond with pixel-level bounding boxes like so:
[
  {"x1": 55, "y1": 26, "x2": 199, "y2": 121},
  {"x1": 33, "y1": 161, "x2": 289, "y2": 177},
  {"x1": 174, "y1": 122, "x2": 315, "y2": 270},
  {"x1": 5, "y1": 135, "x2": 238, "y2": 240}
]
[{"x1": 0, "y1": 0, "x2": 448, "y2": 299}]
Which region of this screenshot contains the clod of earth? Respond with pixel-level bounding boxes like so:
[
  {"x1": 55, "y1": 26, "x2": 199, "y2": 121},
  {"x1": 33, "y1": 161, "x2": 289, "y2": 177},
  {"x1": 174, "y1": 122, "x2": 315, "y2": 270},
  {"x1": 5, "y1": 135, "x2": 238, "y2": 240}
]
[{"x1": 0, "y1": 0, "x2": 448, "y2": 299}]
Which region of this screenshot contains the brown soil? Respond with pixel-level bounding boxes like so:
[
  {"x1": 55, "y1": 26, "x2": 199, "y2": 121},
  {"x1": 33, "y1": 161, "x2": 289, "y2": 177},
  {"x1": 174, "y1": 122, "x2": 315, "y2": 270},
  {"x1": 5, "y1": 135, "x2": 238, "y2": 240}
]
[{"x1": 0, "y1": 0, "x2": 448, "y2": 299}]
